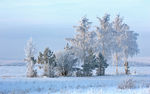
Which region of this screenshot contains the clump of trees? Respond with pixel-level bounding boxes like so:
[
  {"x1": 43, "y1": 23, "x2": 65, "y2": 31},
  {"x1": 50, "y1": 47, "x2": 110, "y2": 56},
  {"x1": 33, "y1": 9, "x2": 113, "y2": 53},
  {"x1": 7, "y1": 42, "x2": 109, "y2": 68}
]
[{"x1": 24, "y1": 14, "x2": 139, "y2": 78}]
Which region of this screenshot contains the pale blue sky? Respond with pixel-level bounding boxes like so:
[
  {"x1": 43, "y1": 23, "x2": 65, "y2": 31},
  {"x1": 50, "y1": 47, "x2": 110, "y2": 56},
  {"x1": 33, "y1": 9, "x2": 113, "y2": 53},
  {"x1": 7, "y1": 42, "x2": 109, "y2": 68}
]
[{"x1": 0, "y1": 0, "x2": 150, "y2": 60}]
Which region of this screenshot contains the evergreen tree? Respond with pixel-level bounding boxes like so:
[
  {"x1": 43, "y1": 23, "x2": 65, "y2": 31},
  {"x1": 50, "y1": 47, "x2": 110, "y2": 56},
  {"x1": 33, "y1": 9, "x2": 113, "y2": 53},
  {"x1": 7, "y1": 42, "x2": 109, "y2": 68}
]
[
  {"x1": 82, "y1": 49, "x2": 96, "y2": 76},
  {"x1": 96, "y1": 53, "x2": 108, "y2": 76},
  {"x1": 38, "y1": 48, "x2": 56, "y2": 77}
]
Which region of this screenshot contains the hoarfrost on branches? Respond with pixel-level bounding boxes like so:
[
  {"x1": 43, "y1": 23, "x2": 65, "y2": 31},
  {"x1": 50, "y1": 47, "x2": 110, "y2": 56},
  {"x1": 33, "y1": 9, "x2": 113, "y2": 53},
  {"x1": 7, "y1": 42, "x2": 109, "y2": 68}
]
[{"x1": 24, "y1": 38, "x2": 37, "y2": 77}]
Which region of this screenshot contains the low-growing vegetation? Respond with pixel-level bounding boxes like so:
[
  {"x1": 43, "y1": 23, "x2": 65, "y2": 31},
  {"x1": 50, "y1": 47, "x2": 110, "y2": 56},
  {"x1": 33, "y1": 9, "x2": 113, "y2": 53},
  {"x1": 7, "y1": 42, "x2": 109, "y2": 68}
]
[{"x1": 118, "y1": 78, "x2": 135, "y2": 89}]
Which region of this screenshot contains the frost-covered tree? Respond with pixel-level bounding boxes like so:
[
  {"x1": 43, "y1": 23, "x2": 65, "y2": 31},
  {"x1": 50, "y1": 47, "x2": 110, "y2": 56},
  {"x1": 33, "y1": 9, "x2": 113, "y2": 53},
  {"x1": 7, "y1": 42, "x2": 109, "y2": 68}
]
[
  {"x1": 66, "y1": 16, "x2": 92, "y2": 65},
  {"x1": 24, "y1": 38, "x2": 37, "y2": 77},
  {"x1": 112, "y1": 15, "x2": 128, "y2": 74},
  {"x1": 95, "y1": 14, "x2": 113, "y2": 60},
  {"x1": 121, "y1": 29, "x2": 139, "y2": 74},
  {"x1": 55, "y1": 44, "x2": 78, "y2": 76},
  {"x1": 112, "y1": 15, "x2": 139, "y2": 74},
  {"x1": 95, "y1": 52, "x2": 108, "y2": 76},
  {"x1": 122, "y1": 30, "x2": 139, "y2": 61},
  {"x1": 82, "y1": 49, "x2": 97, "y2": 76},
  {"x1": 38, "y1": 48, "x2": 56, "y2": 77}
]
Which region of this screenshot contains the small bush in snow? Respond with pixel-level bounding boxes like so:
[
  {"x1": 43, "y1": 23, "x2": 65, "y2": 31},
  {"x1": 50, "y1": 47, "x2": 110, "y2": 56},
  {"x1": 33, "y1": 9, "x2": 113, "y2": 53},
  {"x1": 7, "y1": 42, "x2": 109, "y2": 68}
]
[{"x1": 118, "y1": 78, "x2": 135, "y2": 89}]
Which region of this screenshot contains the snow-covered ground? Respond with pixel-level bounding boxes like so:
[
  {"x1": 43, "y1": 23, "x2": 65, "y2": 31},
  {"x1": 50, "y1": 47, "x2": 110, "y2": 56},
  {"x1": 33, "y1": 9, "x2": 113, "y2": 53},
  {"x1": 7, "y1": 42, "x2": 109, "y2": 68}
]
[
  {"x1": 0, "y1": 63, "x2": 150, "y2": 94},
  {"x1": 0, "y1": 65, "x2": 150, "y2": 77}
]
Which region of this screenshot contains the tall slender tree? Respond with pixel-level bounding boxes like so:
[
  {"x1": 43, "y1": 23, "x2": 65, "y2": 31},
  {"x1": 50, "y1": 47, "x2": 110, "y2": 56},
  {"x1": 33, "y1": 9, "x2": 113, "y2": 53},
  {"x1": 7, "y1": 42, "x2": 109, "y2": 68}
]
[
  {"x1": 24, "y1": 38, "x2": 37, "y2": 77},
  {"x1": 121, "y1": 30, "x2": 139, "y2": 74},
  {"x1": 112, "y1": 15, "x2": 127, "y2": 74}
]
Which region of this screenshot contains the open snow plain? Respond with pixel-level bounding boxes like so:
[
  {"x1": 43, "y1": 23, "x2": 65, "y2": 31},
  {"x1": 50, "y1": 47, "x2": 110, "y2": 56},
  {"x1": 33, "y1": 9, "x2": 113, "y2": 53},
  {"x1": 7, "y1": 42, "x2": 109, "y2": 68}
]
[{"x1": 0, "y1": 63, "x2": 150, "y2": 94}]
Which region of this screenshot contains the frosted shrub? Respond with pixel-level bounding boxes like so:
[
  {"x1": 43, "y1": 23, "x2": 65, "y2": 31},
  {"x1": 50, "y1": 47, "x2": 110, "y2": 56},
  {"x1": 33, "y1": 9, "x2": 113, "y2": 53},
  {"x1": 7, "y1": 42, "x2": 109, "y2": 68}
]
[
  {"x1": 55, "y1": 44, "x2": 78, "y2": 77},
  {"x1": 56, "y1": 51, "x2": 77, "y2": 76},
  {"x1": 118, "y1": 78, "x2": 135, "y2": 89}
]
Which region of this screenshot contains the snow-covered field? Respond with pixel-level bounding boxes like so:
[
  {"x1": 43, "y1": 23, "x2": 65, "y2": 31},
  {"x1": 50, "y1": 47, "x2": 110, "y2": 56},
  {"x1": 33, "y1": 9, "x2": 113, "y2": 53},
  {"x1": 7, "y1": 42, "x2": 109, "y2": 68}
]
[{"x1": 0, "y1": 64, "x2": 150, "y2": 94}]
